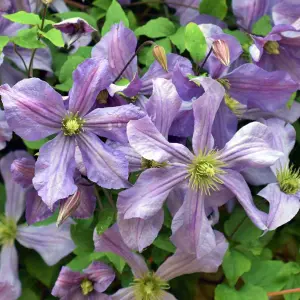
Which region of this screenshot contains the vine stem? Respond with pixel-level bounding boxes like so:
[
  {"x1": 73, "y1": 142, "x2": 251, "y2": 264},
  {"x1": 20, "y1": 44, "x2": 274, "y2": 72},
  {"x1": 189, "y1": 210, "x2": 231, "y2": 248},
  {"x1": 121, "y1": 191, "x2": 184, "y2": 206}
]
[
  {"x1": 125, "y1": 0, "x2": 198, "y2": 10},
  {"x1": 268, "y1": 288, "x2": 300, "y2": 297},
  {"x1": 13, "y1": 44, "x2": 28, "y2": 73}
]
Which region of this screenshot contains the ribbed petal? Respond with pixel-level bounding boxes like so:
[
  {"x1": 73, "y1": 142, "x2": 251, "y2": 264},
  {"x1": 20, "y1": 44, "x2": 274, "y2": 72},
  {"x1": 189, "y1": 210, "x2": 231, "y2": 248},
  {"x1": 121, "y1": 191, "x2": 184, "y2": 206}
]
[
  {"x1": 242, "y1": 167, "x2": 276, "y2": 186},
  {"x1": 145, "y1": 78, "x2": 182, "y2": 138},
  {"x1": 112, "y1": 287, "x2": 135, "y2": 300},
  {"x1": 11, "y1": 156, "x2": 35, "y2": 188},
  {"x1": 273, "y1": 1, "x2": 300, "y2": 30},
  {"x1": 0, "y1": 109, "x2": 12, "y2": 150},
  {"x1": 0, "y1": 79, "x2": 66, "y2": 140},
  {"x1": 162, "y1": 292, "x2": 177, "y2": 300},
  {"x1": 118, "y1": 209, "x2": 164, "y2": 252},
  {"x1": 76, "y1": 132, "x2": 129, "y2": 189},
  {"x1": 0, "y1": 282, "x2": 17, "y2": 300},
  {"x1": 94, "y1": 224, "x2": 149, "y2": 278},
  {"x1": 68, "y1": 58, "x2": 113, "y2": 117},
  {"x1": 83, "y1": 104, "x2": 145, "y2": 143},
  {"x1": 0, "y1": 61, "x2": 24, "y2": 86},
  {"x1": 127, "y1": 116, "x2": 194, "y2": 164},
  {"x1": 258, "y1": 183, "x2": 300, "y2": 231},
  {"x1": 17, "y1": 221, "x2": 75, "y2": 266},
  {"x1": 33, "y1": 133, "x2": 77, "y2": 210},
  {"x1": 191, "y1": 77, "x2": 225, "y2": 154},
  {"x1": 117, "y1": 167, "x2": 187, "y2": 219},
  {"x1": 51, "y1": 0, "x2": 69, "y2": 12}
]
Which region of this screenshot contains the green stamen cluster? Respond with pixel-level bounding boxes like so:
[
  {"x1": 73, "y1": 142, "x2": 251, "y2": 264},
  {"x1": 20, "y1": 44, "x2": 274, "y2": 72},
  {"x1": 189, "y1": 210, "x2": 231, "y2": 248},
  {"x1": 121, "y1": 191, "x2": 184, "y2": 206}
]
[
  {"x1": 264, "y1": 41, "x2": 280, "y2": 55},
  {"x1": 141, "y1": 157, "x2": 168, "y2": 169},
  {"x1": 187, "y1": 150, "x2": 226, "y2": 195},
  {"x1": 81, "y1": 278, "x2": 93, "y2": 296},
  {"x1": 133, "y1": 272, "x2": 169, "y2": 300},
  {"x1": 0, "y1": 215, "x2": 17, "y2": 246},
  {"x1": 217, "y1": 78, "x2": 231, "y2": 90},
  {"x1": 62, "y1": 112, "x2": 84, "y2": 136},
  {"x1": 224, "y1": 94, "x2": 246, "y2": 117},
  {"x1": 277, "y1": 166, "x2": 300, "y2": 195}
]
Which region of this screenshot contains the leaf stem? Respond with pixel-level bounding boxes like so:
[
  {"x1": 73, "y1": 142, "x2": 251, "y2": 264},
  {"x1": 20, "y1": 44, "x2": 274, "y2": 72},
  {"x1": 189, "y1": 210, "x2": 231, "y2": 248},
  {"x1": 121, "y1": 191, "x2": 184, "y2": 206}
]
[
  {"x1": 198, "y1": 47, "x2": 213, "y2": 70},
  {"x1": 94, "y1": 185, "x2": 103, "y2": 210},
  {"x1": 268, "y1": 288, "x2": 300, "y2": 297},
  {"x1": 13, "y1": 43, "x2": 28, "y2": 73}
]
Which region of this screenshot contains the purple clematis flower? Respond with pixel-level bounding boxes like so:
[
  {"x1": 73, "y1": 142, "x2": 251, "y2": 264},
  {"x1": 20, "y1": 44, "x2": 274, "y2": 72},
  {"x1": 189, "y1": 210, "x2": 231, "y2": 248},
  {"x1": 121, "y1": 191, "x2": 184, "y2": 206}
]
[
  {"x1": 117, "y1": 77, "x2": 283, "y2": 259},
  {"x1": 242, "y1": 118, "x2": 300, "y2": 231},
  {"x1": 52, "y1": 261, "x2": 115, "y2": 300},
  {"x1": 94, "y1": 224, "x2": 228, "y2": 300},
  {"x1": 0, "y1": 151, "x2": 75, "y2": 300},
  {"x1": 0, "y1": 109, "x2": 12, "y2": 150},
  {"x1": 0, "y1": 58, "x2": 145, "y2": 210}
]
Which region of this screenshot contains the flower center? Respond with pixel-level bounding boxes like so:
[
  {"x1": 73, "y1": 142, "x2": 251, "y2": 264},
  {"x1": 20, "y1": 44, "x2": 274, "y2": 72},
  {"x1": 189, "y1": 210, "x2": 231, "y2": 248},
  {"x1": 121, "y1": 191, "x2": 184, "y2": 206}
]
[
  {"x1": 0, "y1": 216, "x2": 17, "y2": 246},
  {"x1": 224, "y1": 94, "x2": 246, "y2": 117},
  {"x1": 133, "y1": 272, "x2": 169, "y2": 300},
  {"x1": 62, "y1": 112, "x2": 84, "y2": 136},
  {"x1": 187, "y1": 150, "x2": 226, "y2": 195},
  {"x1": 81, "y1": 278, "x2": 93, "y2": 296},
  {"x1": 217, "y1": 78, "x2": 231, "y2": 90},
  {"x1": 264, "y1": 41, "x2": 280, "y2": 55},
  {"x1": 277, "y1": 166, "x2": 300, "y2": 195},
  {"x1": 141, "y1": 158, "x2": 168, "y2": 169}
]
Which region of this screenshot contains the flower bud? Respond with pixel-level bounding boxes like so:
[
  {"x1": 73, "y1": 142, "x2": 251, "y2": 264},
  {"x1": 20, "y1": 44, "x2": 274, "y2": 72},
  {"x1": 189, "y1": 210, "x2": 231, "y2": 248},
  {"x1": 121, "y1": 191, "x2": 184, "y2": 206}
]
[
  {"x1": 264, "y1": 41, "x2": 280, "y2": 55},
  {"x1": 152, "y1": 45, "x2": 168, "y2": 72},
  {"x1": 212, "y1": 40, "x2": 230, "y2": 66}
]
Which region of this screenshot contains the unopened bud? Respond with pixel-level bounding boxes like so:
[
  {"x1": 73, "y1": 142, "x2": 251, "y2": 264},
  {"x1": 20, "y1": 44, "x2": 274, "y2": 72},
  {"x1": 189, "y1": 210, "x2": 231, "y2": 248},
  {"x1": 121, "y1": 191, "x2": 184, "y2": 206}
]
[
  {"x1": 153, "y1": 45, "x2": 168, "y2": 72},
  {"x1": 212, "y1": 40, "x2": 230, "y2": 66},
  {"x1": 57, "y1": 190, "x2": 81, "y2": 227},
  {"x1": 264, "y1": 41, "x2": 280, "y2": 55},
  {"x1": 97, "y1": 90, "x2": 109, "y2": 105}
]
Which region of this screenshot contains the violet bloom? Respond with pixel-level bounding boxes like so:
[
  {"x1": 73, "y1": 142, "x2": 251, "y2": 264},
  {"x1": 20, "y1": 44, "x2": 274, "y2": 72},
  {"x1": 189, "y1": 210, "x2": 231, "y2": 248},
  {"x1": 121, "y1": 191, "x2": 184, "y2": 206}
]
[
  {"x1": 94, "y1": 224, "x2": 228, "y2": 300},
  {"x1": 52, "y1": 262, "x2": 115, "y2": 300},
  {"x1": 117, "y1": 77, "x2": 283, "y2": 259},
  {"x1": 0, "y1": 58, "x2": 144, "y2": 210},
  {"x1": 0, "y1": 110, "x2": 12, "y2": 150},
  {"x1": 0, "y1": 151, "x2": 75, "y2": 300},
  {"x1": 242, "y1": 118, "x2": 300, "y2": 231}
]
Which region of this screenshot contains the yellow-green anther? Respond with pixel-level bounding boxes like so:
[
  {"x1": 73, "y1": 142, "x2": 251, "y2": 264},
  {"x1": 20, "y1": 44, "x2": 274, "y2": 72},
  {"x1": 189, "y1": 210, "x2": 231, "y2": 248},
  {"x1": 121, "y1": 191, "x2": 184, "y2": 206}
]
[
  {"x1": 277, "y1": 166, "x2": 300, "y2": 195},
  {"x1": 141, "y1": 157, "x2": 168, "y2": 169},
  {"x1": 217, "y1": 78, "x2": 231, "y2": 90},
  {"x1": 81, "y1": 278, "x2": 93, "y2": 296},
  {"x1": 0, "y1": 216, "x2": 17, "y2": 246},
  {"x1": 264, "y1": 41, "x2": 280, "y2": 55},
  {"x1": 62, "y1": 112, "x2": 84, "y2": 136},
  {"x1": 224, "y1": 94, "x2": 246, "y2": 117}
]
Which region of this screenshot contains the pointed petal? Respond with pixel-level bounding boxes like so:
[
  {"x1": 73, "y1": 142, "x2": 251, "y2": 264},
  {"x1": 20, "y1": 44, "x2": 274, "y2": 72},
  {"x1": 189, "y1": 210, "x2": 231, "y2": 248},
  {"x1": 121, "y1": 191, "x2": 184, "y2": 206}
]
[
  {"x1": 0, "y1": 61, "x2": 25, "y2": 86},
  {"x1": 76, "y1": 132, "x2": 129, "y2": 189},
  {"x1": 17, "y1": 221, "x2": 75, "y2": 266},
  {"x1": 127, "y1": 116, "x2": 193, "y2": 164},
  {"x1": 117, "y1": 167, "x2": 187, "y2": 219},
  {"x1": 219, "y1": 169, "x2": 268, "y2": 230},
  {"x1": 33, "y1": 133, "x2": 77, "y2": 210},
  {"x1": 118, "y1": 209, "x2": 164, "y2": 252},
  {"x1": 162, "y1": 292, "x2": 177, "y2": 300},
  {"x1": 145, "y1": 78, "x2": 182, "y2": 138},
  {"x1": 112, "y1": 287, "x2": 135, "y2": 300},
  {"x1": 0, "y1": 79, "x2": 66, "y2": 140},
  {"x1": 0, "y1": 109, "x2": 12, "y2": 150},
  {"x1": 84, "y1": 262, "x2": 115, "y2": 293},
  {"x1": 11, "y1": 156, "x2": 35, "y2": 188},
  {"x1": 83, "y1": 104, "x2": 145, "y2": 143},
  {"x1": 258, "y1": 183, "x2": 300, "y2": 231},
  {"x1": 68, "y1": 58, "x2": 113, "y2": 117},
  {"x1": 273, "y1": 1, "x2": 300, "y2": 29},
  {"x1": 0, "y1": 151, "x2": 27, "y2": 221},
  {"x1": 94, "y1": 224, "x2": 149, "y2": 278},
  {"x1": 242, "y1": 167, "x2": 276, "y2": 186},
  {"x1": 191, "y1": 77, "x2": 225, "y2": 154}
]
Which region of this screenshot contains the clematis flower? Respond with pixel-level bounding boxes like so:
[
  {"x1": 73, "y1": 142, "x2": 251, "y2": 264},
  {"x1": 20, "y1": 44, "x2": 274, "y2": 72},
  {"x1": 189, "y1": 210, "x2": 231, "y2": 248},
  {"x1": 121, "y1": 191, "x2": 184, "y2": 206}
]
[
  {"x1": 94, "y1": 224, "x2": 228, "y2": 300},
  {"x1": 242, "y1": 118, "x2": 300, "y2": 231},
  {"x1": 0, "y1": 58, "x2": 145, "y2": 210},
  {"x1": 0, "y1": 151, "x2": 75, "y2": 300},
  {"x1": 52, "y1": 261, "x2": 115, "y2": 300},
  {"x1": 117, "y1": 77, "x2": 283, "y2": 259},
  {"x1": 0, "y1": 110, "x2": 12, "y2": 150}
]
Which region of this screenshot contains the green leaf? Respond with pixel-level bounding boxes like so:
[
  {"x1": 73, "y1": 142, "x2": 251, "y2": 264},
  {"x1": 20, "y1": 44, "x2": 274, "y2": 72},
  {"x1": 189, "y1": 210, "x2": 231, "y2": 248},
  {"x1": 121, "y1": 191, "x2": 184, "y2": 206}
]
[
  {"x1": 135, "y1": 17, "x2": 176, "y2": 38},
  {"x1": 91, "y1": 252, "x2": 126, "y2": 273},
  {"x1": 120, "y1": 265, "x2": 134, "y2": 287},
  {"x1": 169, "y1": 26, "x2": 186, "y2": 53},
  {"x1": 151, "y1": 247, "x2": 169, "y2": 265},
  {"x1": 3, "y1": 11, "x2": 41, "y2": 25},
  {"x1": 11, "y1": 27, "x2": 45, "y2": 49},
  {"x1": 199, "y1": 0, "x2": 228, "y2": 20},
  {"x1": 39, "y1": 28, "x2": 64, "y2": 47},
  {"x1": 32, "y1": 210, "x2": 58, "y2": 227},
  {"x1": 67, "y1": 254, "x2": 91, "y2": 271},
  {"x1": 252, "y1": 15, "x2": 272, "y2": 36},
  {"x1": 19, "y1": 288, "x2": 40, "y2": 300},
  {"x1": 222, "y1": 248, "x2": 252, "y2": 287},
  {"x1": 23, "y1": 138, "x2": 48, "y2": 150},
  {"x1": 73, "y1": 46, "x2": 92, "y2": 59},
  {"x1": 96, "y1": 207, "x2": 115, "y2": 234},
  {"x1": 287, "y1": 92, "x2": 297, "y2": 109},
  {"x1": 127, "y1": 10, "x2": 138, "y2": 31},
  {"x1": 284, "y1": 273, "x2": 300, "y2": 300},
  {"x1": 185, "y1": 22, "x2": 207, "y2": 63},
  {"x1": 0, "y1": 36, "x2": 9, "y2": 52},
  {"x1": 223, "y1": 29, "x2": 252, "y2": 45},
  {"x1": 93, "y1": 0, "x2": 112, "y2": 10},
  {"x1": 102, "y1": 0, "x2": 129, "y2": 36},
  {"x1": 55, "y1": 12, "x2": 97, "y2": 29},
  {"x1": 153, "y1": 234, "x2": 176, "y2": 253},
  {"x1": 0, "y1": 184, "x2": 6, "y2": 214},
  {"x1": 71, "y1": 220, "x2": 94, "y2": 253}
]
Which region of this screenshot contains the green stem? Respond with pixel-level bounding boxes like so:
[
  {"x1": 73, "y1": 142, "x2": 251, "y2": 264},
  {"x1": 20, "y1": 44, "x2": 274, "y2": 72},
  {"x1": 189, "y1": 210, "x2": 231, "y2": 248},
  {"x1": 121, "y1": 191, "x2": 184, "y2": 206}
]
[
  {"x1": 13, "y1": 43, "x2": 28, "y2": 73},
  {"x1": 94, "y1": 186, "x2": 103, "y2": 210}
]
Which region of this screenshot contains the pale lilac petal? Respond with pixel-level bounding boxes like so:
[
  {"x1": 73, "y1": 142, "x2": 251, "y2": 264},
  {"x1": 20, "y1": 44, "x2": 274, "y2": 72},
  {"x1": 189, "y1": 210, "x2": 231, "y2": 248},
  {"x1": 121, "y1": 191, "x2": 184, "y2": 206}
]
[
  {"x1": 0, "y1": 61, "x2": 24, "y2": 86},
  {"x1": 145, "y1": 78, "x2": 182, "y2": 138},
  {"x1": 0, "y1": 282, "x2": 17, "y2": 300},
  {"x1": 166, "y1": 0, "x2": 199, "y2": 25},
  {"x1": 83, "y1": 104, "x2": 145, "y2": 143},
  {"x1": 166, "y1": 186, "x2": 186, "y2": 217},
  {"x1": 0, "y1": 151, "x2": 27, "y2": 221},
  {"x1": 112, "y1": 287, "x2": 135, "y2": 300},
  {"x1": 76, "y1": 132, "x2": 129, "y2": 189},
  {"x1": 118, "y1": 210, "x2": 164, "y2": 252},
  {"x1": 258, "y1": 183, "x2": 300, "y2": 231},
  {"x1": 273, "y1": 1, "x2": 300, "y2": 30},
  {"x1": 219, "y1": 169, "x2": 268, "y2": 230},
  {"x1": 11, "y1": 156, "x2": 35, "y2": 188},
  {"x1": 191, "y1": 77, "x2": 225, "y2": 154},
  {"x1": 51, "y1": 0, "x2": 69, "y2": 12},
  {"x1": 94, "y1": 224, "x2": 149, "y2": 278},
  {"x1": 127, "y1": 116, "x2": 194, "y2": 164},
  {"x1": 33, "y1": 133, "x2": 77, "y2": 210},
  {"x1": 242, "y1": 167, "x2": 276, "y2": 186},
  {"x1": 162, "y1": 292, "x2": 177, "y2": 300},
  {"x1": 0, "y1": 79, "x2": 66, "y2": 140},
  {"x1": 117, "y1": 167, "x2": 187, "y2": 219},
  {"x1": 68, "y1": 58, "x2": 113, "y2": 117},
  {"x1": 92, "y1": 22, "x2": 137, "y2": 80},
  {"x1": 0, "y1": 109, "x2": 12, "y2": 150},
  {"x1": 17, "y1": 221, "x2": 75, "y2": 266},
  {"x1": 219, "y1": 122, "x2": 283, "y2": 170},
  {"x1": 84, "y1": 262, "x2": 115, "y2": 293},
  {"x1": 54, "y1": 17, "x2": 96, "y2": 34}
]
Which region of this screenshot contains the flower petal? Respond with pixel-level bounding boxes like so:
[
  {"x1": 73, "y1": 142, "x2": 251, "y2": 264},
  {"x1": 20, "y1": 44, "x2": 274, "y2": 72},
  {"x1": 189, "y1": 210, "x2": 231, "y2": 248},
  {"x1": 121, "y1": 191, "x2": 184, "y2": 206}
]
[
  {"x1": 0, "y1": 282, "x2": 18, "y2": 300},
  {"x1": 112, "y1": 287, "x2": 135, "y2": 300},
  {"x1": 0, "y1": 79, "x2": 66, "y2": 140},
  {"x1": 94, "y1": 224, "x2": 149, "y2": 278},
  {"x1": 11, "y1": 156, "x2": 35, "y2": 188},
  {"x1": 68, "y1": 58, "x2": 113, "y2": 117},
  {"x1": 17, "y1": 221, "x2": 75, "y2": 266},
  {"x1": 0, "y1": 109, "x2": 12, "y2": 150},
  {"x1": 76, "y1": 132, "x2": 129, "y2": 189},
  {"x1": 33, "y1": 133, "x2": 77, "y2": 210}
]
